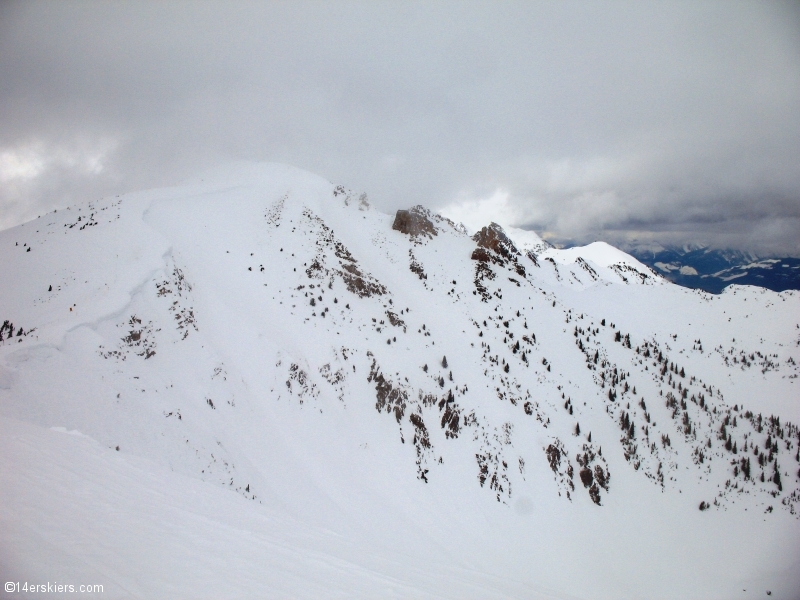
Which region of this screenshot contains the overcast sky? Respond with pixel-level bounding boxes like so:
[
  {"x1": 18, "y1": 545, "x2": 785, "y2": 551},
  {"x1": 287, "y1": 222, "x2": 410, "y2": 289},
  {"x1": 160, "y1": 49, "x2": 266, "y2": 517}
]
[{"x1": 1, "y1": 1, "x2": 799, "y2": 254}]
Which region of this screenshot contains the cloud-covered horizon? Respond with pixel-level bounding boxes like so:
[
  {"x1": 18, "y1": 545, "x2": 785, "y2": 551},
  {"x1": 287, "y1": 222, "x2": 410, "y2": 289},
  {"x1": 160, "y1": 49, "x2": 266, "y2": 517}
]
[{"x1": 2, "y1": 1, "x2": 799, "y2": 255}]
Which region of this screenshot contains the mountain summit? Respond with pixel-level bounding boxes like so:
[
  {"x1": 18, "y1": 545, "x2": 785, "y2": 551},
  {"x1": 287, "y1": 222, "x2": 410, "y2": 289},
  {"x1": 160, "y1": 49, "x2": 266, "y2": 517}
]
[{"x1": 2, "y1": 163, "x2": 799, "y2": 599}]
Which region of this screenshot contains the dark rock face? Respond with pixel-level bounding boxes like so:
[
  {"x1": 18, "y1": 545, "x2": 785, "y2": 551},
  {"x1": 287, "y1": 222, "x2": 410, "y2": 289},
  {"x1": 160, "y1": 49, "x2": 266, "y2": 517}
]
[
  {"x1": 471, "y1": 223, "x2": 527, "y2": 279},
  {"x1": 472, "y1": 223, "x2": 519, "y2": 260},
  {"x1": 579, "y1": 467, "x2": 594, "y2": 488},
  {"x1": 392, "y1": 207, "x2": 438, "y2": 238},
  {"x1": 470, "y1": 247, "x2": 493, "y2": 263}
]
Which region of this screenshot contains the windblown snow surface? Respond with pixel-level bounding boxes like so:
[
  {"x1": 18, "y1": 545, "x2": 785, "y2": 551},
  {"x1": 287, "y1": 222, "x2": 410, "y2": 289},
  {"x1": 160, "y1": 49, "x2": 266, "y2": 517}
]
[{"x1": 1, "y1": 163, "x2": 799, "y2": 599}]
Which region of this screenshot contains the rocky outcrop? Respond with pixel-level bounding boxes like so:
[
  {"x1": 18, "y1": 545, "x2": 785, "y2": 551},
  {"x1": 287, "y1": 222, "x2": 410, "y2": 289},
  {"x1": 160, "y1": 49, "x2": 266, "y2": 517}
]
[
  {"x1": 471, "y1": 223, "x2": 527, "y2": 278},
  {"x1": 472, "y1": 223, "x2": 519, "y2": 260},
  {"x1": 392, "y1": 206, "x2": 438, "y2": 239}
]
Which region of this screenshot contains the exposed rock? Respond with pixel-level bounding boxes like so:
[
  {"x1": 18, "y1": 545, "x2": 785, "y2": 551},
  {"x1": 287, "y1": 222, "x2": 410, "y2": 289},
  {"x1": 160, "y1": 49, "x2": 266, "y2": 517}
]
[
  {"x1": 579, "y1": 467, "x2": 594, "y2": 488},
  {"x1": 472, "y1": 223, "x2": 519, "y2": 261},
  {"x1": 589, "y1": 482, "x2": 602, "y2": 505},
  {"x1": 526, "y1": 250, "x2": 540, "y2": 267},
  {"x1": 409, "y1": 249, "x2": 427, "y2": 280},
  {"x1": 471, "y1": 223, "x2": 527, "y2": 278},
  {"x1": 392, "y1": 206, "x2": 438, "y2": 238},
  {"x1": 470, "y1": 247, "x2": 494, "y2": 263}
]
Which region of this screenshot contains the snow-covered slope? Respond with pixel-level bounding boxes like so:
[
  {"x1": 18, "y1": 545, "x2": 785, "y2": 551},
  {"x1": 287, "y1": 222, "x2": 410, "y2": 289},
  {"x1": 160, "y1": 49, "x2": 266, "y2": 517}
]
[{"x1": 2, "y1": 162, "x2": 799, "y2": 599}]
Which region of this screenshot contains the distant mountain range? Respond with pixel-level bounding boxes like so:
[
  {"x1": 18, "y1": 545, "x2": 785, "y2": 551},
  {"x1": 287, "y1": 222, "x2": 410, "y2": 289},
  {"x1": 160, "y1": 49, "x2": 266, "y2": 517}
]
[{"x1": 625, "y1": 245, "x2": 800, "y2": 294}]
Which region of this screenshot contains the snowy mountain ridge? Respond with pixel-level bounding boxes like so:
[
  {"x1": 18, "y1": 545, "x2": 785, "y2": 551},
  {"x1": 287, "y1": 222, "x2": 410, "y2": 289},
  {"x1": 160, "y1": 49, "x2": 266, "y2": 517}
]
[{"x1": 2, "y1": 162, "x2": 799, "y2": 599}]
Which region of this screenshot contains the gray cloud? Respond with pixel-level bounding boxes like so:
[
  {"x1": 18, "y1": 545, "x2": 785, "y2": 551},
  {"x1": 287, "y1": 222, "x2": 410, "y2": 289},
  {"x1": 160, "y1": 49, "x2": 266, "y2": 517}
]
[{"x1": 1, "y1": 0, "x2": 799, "y2": 254}]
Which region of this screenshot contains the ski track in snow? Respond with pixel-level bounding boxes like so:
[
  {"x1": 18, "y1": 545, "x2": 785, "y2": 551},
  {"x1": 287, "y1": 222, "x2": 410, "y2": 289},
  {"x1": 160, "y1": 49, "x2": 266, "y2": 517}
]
[{"x1": 1, "y1": 162, "x2": 799, "y2": 599}]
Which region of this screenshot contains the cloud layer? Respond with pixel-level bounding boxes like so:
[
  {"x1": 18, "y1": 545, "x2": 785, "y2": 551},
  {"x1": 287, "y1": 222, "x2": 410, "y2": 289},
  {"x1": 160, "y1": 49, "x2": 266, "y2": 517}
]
[{"x1": 1, "y1": 1, "x2": 799, "y2": 254}]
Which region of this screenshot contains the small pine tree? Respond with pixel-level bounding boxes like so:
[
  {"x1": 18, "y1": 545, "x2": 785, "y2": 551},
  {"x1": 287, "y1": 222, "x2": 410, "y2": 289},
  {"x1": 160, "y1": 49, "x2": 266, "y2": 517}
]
[
  {"x1": 441, "y1": 356, "x2": 448, "y2": 368},
  {"x1": 575, "y1": 423, "x2": 581, "y2": 436}
]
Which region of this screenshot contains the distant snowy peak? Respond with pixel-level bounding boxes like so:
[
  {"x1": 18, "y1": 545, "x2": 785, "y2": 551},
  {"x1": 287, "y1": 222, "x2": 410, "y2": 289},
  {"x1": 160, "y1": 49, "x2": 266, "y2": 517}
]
[
  {"x1": 541, "y1": 242, "x2": 664, "y2": 288},
  {"x1": 483, "y1": 226, "x2": 661, "y2": 289},
  {"x1": 502, "y1": 226, "x2": 552, "y2": 255},
  {"x1": 457, "y1": 220, "x2": 663, "y2": 290},
  {"x1": 548, "y1": 241, "x2": 646, "y2": 270}
]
